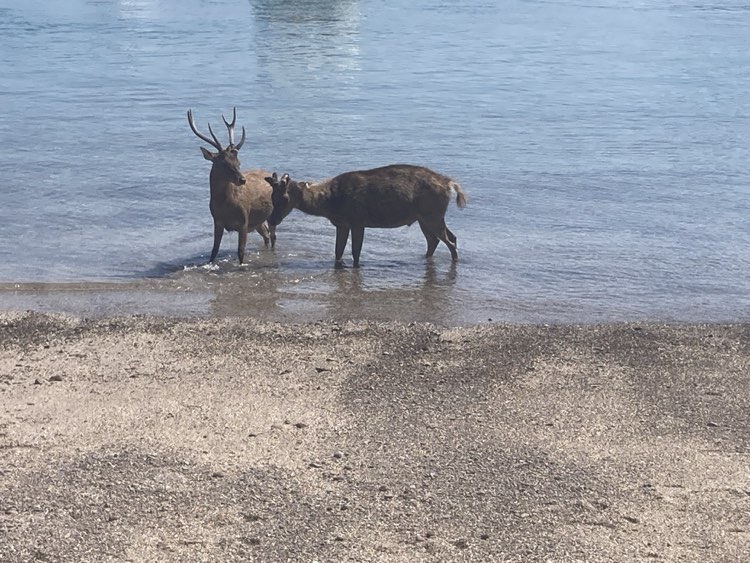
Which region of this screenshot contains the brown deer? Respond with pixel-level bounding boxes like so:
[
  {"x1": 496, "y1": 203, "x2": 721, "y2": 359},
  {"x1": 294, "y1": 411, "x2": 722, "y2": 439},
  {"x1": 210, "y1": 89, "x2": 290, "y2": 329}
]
[
  {"x1": 264, "y1": 164, "x2": 467, "y2": 267},
  {"x1": 187, "y1": 107, "x2": 276, "y2": 264}
]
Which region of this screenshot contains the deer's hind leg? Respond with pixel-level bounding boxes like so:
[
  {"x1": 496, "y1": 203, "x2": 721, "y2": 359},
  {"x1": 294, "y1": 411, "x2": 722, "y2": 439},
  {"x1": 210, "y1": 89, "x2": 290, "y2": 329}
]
[
  {"x1": 420, "y1": 219, "x2": 458, "y2": 261},
  {"x1": 256, "y1": 223, "x2": 271, "y2": 247},
  {"x1": 446, "y1": 227, "x2": 457, "y2": 246},
  {"x1": 441, "y1": 226, "x2": 458, "y2": 261},
  {"x1": 237, "y1": 227, "x2": 248, "y2": 264},
  {"x1": 419, "y1": 220, "x2": 440, "y2": 258}
]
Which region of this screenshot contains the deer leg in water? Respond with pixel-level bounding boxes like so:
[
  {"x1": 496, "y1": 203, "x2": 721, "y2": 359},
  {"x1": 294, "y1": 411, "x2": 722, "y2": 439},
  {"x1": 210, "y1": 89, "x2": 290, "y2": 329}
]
[
  {"x1": 237, "y1": 227, "x2": 248, "y2": 264},
  {"x1": 419, "y1": 221, "x2": 440, "y2": 258},
  {"x1": 439, "y1": 221, "x2": 458, "y2": 261},
  {"x1": 209, "y1": 222, "x2": 224, "y2": 263},
  {"x1": 351, "y1": 225, "x2": 365, "y2": 268},
  {"x1": 256, "y1": 224, "x2": 271, "y2": 247},
  {"x1": 446, "y1": 227, "x2": 457, "y2": 246},
  {"x1": 335, "y1": 225, "x2": 350, "y2": 265},
  {"x1": 269, "y1": 224, "x2": 277, "y2": 249},
  {"x1": 423, "y1": 220, "x2": 458, "y2": 261}
]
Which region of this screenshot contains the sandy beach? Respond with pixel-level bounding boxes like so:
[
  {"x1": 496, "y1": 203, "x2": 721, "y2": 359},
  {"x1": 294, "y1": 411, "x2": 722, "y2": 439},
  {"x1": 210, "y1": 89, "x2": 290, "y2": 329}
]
[{"x1": 0, "y1": 311, "x2": 748, "y2": 562}]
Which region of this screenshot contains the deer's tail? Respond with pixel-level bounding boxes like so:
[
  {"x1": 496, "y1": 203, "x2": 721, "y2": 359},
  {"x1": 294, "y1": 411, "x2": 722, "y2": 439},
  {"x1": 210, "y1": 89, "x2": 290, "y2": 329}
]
[{"x1": 450, "y1": 181, "x2": 467, "y2": 209}]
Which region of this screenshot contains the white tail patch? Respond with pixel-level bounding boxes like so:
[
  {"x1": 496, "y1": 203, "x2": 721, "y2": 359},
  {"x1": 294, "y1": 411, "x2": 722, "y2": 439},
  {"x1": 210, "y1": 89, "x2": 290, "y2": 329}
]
[{"x1": 450, "y1": 181, "x2": 468, "y2": 208}]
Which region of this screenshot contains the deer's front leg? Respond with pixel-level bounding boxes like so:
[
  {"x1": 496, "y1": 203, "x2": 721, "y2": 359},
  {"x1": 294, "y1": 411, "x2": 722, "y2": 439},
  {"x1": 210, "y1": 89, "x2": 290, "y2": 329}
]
[
  {"x1": 350, "y1": 225, "x2": 365, "y2": 268},
  {"x1": 209, "y1": 222, "x2": 224, "y2": 263},
  {"x1": 335, "y1": 225, "x2": 350, "y2": 266}
]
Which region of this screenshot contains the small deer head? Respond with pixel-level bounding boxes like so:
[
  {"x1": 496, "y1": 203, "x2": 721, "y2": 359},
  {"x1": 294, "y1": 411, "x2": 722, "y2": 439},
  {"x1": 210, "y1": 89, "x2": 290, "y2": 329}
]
[
  {"x1": 187, "y1": 107, "x2": 247, "y2": 186},
  {"x1": 264, "y1": 172, "x2": 298, "y2": 226}
]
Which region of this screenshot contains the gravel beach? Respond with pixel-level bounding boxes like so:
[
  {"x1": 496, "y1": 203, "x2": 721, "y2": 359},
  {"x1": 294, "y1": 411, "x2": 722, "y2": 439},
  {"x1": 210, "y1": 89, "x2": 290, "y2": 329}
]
[{"x1": 1, "y1": 312, "x2": 749, "y2": 562}]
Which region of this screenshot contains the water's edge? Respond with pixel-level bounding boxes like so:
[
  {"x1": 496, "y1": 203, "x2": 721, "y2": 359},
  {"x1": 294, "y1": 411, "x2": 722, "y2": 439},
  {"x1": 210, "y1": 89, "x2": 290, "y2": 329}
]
[{"x1": 1, "y1": 280, "x2": 747, "y2": 325}]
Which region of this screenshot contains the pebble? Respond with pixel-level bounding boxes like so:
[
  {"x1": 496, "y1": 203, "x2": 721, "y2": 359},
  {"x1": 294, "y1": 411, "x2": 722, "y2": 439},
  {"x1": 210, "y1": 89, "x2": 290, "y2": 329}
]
[{"x1": 49, "y1": 375, "x2": 63, "y2": 382}]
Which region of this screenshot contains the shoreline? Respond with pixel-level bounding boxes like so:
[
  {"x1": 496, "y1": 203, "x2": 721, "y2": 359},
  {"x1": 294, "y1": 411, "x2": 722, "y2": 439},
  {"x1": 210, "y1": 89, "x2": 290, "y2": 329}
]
[
  {"x1": 1, "y1": 281, "x2": 748, "y2": 326},
  {"x1": 1, "y1": 311, "x2": 749, "y2": 561}
]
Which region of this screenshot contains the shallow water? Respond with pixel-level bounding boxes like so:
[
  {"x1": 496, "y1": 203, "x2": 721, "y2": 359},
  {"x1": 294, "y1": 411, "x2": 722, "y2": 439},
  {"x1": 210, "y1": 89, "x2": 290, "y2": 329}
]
[{"x1": 1, "y1": 0, "x2": 749, "y2": 323}]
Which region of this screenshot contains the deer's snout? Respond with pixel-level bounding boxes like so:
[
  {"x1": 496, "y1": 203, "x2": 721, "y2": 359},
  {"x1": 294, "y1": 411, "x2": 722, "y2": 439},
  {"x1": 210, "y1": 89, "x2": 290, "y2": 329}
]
[{"x1": 236, "y1": 174, "x2": 246, "y2": 185}]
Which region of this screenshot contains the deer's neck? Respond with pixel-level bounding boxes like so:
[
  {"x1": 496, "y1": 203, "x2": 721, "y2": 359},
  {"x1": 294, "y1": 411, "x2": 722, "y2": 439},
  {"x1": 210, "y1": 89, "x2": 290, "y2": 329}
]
[
  {"x1": 294, "y1": 180, "x2": 333, "y2": 217},
  {"x1": 209, "y1": 169, "x2": 239, "y2": 202}
]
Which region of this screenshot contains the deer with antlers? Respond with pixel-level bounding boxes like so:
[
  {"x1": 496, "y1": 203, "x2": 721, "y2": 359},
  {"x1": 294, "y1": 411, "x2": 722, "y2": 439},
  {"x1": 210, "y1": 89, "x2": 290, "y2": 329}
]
[{"x1": 187, "y1": 107, "x2": 276, "y2": 264}]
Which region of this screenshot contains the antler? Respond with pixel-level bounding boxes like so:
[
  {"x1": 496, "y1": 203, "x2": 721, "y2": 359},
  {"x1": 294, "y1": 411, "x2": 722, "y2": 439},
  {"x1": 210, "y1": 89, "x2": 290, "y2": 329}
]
[
  {"x1": 187, "y1": 109, "x2": 223, "y2": 151},
  {"x1": 222, "y1": 107, "x2": 236, "y2": 138},
  {"x1": 222, "y1": 107, "x2": 246, "y2": 150}
]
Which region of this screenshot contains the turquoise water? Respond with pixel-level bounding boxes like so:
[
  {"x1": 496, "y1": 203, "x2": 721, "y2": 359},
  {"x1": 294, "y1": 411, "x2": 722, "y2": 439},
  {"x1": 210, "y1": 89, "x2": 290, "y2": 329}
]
[{"x1": 0, "y1": 0, "x2": 749, "y2": 322}]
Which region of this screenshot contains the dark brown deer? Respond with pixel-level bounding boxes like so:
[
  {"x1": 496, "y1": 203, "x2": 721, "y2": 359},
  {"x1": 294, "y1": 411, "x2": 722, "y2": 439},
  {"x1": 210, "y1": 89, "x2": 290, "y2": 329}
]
[
  {"x1": 264, "y1": 164, "x2": 466, "y2": 267},
  {"x1": 187, "y1": 107, "x2": 276, "y2": 264}
]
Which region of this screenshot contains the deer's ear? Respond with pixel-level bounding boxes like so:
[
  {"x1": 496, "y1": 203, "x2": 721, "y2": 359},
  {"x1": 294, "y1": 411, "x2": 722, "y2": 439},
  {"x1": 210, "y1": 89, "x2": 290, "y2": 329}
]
[
  {"x1": 281, "y1": 173, "x2": 290, "y2": 187},
  {"x1": 200, "y1": 147, "x2": 216, "y2": 161}
]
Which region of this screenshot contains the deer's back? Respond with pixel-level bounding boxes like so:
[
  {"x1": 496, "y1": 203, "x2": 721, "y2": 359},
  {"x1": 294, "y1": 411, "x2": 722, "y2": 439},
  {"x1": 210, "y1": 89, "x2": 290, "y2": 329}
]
[{"x1": 329, "y1": 164, "x2": 454, "y2": 227}]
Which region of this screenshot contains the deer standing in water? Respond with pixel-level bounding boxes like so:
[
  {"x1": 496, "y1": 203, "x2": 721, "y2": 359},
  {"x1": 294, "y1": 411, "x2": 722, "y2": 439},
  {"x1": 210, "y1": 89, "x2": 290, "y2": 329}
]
[
  {"x1": 264, "y1": 164, "x2": 466, "y2": 267},
  {"x1": 187, "y1": 108, "x2": 276, "y2": 264}
]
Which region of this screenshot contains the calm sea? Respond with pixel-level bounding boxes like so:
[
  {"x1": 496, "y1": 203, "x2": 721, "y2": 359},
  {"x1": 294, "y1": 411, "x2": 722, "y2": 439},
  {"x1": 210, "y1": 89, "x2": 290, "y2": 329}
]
[{"x1": 0, "y1": 0, "x2": 748, "y2": 323}]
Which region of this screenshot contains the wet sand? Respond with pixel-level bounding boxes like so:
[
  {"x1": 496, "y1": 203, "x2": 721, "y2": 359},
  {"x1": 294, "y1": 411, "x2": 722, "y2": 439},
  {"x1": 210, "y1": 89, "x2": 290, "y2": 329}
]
[{"x1": 1, "y1": 311, "x2": 749, "y2": 562}]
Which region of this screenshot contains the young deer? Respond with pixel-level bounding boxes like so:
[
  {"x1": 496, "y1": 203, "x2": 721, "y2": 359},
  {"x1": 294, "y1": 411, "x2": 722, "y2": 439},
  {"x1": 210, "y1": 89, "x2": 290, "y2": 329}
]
[
  {"x1": 264, "y1": 164, "x2": 466, "y2": 267},
  {"x1": 187, "y1": 107, "x2": 276, "y2": 264}
]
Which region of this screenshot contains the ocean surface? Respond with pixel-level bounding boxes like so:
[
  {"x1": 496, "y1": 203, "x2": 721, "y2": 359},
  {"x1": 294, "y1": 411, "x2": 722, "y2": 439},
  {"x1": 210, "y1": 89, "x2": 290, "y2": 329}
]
[{"x1": 0, "y1": 0, "x2": 748, "y2": 323}]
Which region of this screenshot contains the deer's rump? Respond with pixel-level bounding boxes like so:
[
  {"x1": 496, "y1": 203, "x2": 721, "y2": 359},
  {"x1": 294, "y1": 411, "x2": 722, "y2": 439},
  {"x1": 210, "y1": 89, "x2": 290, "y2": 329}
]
[{"x1": 240, "y1": 170, "x2": 274, "y2": 228}]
